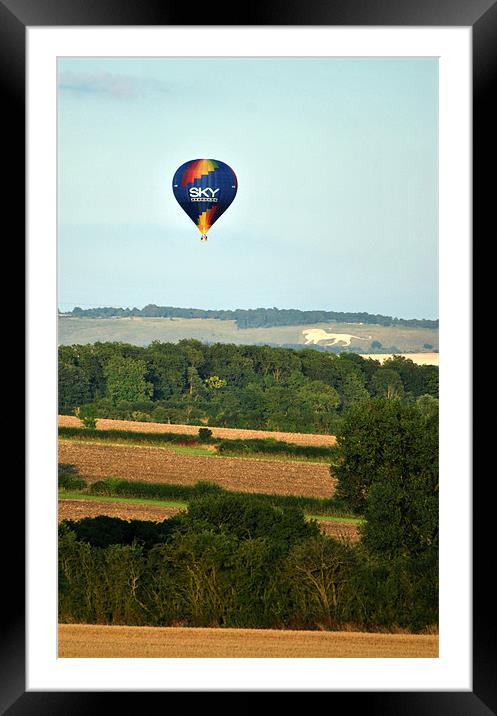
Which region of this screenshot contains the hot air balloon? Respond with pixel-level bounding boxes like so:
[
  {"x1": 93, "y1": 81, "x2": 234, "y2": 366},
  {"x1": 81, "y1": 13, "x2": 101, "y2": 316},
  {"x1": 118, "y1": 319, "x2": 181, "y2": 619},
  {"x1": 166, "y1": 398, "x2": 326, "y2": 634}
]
[{"x1": 172, "y1": 158, "x2": 237, "y2": 242}]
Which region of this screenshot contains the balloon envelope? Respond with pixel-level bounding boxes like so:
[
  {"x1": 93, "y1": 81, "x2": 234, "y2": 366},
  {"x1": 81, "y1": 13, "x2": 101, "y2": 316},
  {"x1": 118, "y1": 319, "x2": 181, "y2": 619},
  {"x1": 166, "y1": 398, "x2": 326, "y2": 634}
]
[{"x1": 172, "y1": 158, "x2": 237, "y2": 237}]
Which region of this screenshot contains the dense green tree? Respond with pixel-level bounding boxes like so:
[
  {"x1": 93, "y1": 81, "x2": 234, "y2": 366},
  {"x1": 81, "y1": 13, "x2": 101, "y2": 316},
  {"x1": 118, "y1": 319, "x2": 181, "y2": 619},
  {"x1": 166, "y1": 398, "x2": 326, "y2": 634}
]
[
  {"x1": 74, "y1": 404, "x2": 97, "y2": 429},
  {"x1": 284, "y1": 536, "x2": 357, "y2": 628},
  {"x1": 383, "y1": 356, "x2": 425, "y2": 398},
  {"x1": 104, "y1": 355, "x2": 153, "y2": 405},
  {"x1": 203, "y1": 343, "x2": 256, "y2": 387},
  {"x1": 419, "y1": 365, "x2": 439, "y2": 396},
  {"x1": 371, "y1": 367, "x2": 404, "y2": 399},
  {"x1": 340, "y1": 372, "x2": 370, "y2": 409},
  {"x1": 184, "y1": 494, "x2": 319, "y2": 555},
  {"x1": 236, "y1": 383, "x2": 267, "y2": 429},
  {"x1": 334, "y1": 353, "x2": 378, "y2": 395},
  {"x1": 185, "y1": 366, "x2": 204, "y2": 399},
  {"x1": 330, "y1": 398, "x2": 438, "y2": 630},
  {"x1": 58, "y1": 363, "x2": 92, "y2": 412},
  {"x1": 331, "y1": 399, "x2": 437, "y2": 514},
  {"x1": 226, "y1": 537, "x2": 282, "y2": 627},
  {"x1": 177, "y1": 338, "x2": 206, "y2": 370},
  {"x1": 205, "y1": 375, "x2": 227, "y2": 390},
  {"x1": 297, "y1": 380, "x2": 341, "y2": 432},
  {"x1": 207, "y1": 387, "x2": 243, "y2": 427},
  {"x1": 61, "y1": 514, "x2": 178, "y2": 550},
  {"x1": 349, "y1": 551, "x2": 438, "y2": 630},
  {"x1": 257, "y1": 346, "x2": 302, "y2": 384},
  {"x1": 147, "y1": 342, "x2": 187, "y2": 399},
  {"x1": 362, "y1": 391, "x2": 438, "y2": 558},
  {"x1": 362, "y1": 461, "x2": 438, "y2": 560},
  {"x1": 300, "y1": 349, "x2": 341, "y2": 387},
  {"x1": 416, "y1": 394, "x2": 439, "y2": 419}
]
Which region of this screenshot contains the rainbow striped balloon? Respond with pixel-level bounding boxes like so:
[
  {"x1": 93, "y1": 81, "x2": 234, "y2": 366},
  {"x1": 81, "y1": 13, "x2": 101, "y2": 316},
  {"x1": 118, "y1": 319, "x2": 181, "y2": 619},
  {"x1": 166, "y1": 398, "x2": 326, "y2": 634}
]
[{"x1": 172, "y1": 158, "x2": 237, "y2": 240}]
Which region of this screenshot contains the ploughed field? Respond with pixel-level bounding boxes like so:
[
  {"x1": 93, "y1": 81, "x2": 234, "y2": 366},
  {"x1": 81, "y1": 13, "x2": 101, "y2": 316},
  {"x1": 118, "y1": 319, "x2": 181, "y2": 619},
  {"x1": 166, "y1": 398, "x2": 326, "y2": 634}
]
[
  {"x1": 58, "y1": 624, "x2": 438, "y2": 658},
  {"x1": 58, "y1": 415, "x2": 337, "y2": 447},
  {"x1": 58, "y1": 498, "x2": 182, "y2": 523},
  {"x1": 58, "y1": 441, "x2": 335, "y2": 498}
]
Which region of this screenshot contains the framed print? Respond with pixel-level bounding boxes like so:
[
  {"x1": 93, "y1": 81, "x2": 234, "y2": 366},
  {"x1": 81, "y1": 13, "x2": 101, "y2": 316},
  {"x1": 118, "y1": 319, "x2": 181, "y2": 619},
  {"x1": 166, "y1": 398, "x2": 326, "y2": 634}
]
[{"x1": 4, "y1": 0, "x2": 493, "y2": 711}]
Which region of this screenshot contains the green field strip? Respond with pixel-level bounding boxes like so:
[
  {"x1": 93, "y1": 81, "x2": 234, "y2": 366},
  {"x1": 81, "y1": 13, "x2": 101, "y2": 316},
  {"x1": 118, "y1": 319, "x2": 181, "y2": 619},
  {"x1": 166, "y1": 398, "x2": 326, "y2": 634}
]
[{"x1": 58, "y1": 491, "x2": 187, "y2": 510}]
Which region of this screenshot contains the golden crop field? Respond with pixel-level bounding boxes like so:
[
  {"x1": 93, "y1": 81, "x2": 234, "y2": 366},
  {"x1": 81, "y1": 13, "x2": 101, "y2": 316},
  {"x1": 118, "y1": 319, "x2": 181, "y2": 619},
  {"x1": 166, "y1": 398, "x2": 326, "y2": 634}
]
[
  {"x1": 362, "y1": 352, "x2": 439, "y2": 366},
  {"x1": 58, "y1": 624, "x2": 438, "y2": 658},
  {"x1": 59, "y1": 415, "x2": 337, "y2": 446},
  {"x1": 58, "y1": 440, "x2": 335, "y2": 498}
]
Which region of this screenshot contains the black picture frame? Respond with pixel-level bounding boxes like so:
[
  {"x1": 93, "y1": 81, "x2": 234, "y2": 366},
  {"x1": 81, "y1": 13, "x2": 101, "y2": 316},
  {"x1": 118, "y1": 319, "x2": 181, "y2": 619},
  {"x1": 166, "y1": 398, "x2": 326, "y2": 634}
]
[{"x1": 5, "y1": 0, "x2": 491, "y2": 712}]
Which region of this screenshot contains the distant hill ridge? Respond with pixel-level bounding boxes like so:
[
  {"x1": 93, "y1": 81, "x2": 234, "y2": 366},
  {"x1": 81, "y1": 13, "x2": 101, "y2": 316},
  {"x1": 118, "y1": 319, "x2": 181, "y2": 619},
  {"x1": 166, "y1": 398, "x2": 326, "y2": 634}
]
[{"x1": 62, "y1": 305, "x2": 438, "y2": 330}]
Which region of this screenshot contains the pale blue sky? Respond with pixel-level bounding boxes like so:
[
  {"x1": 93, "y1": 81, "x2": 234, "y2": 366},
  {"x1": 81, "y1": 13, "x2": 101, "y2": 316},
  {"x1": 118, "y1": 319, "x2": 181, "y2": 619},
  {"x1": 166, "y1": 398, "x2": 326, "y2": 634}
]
[{"x1": 58, "y1": 57, "x2": 438, "y2": 318}]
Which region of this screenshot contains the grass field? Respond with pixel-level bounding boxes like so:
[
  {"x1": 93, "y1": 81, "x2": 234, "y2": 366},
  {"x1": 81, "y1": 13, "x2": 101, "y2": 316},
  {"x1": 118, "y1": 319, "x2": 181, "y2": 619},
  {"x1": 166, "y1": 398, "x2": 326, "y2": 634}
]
[
  {"x1": 58, "y1": 315, "x2": 438, "y2": 354},
  {"x1": 58, "y1": 624, "x2": 438, "y2": 658},
  {"x1": 59, "y1": 415, "x2": 337, "y2": 446}
]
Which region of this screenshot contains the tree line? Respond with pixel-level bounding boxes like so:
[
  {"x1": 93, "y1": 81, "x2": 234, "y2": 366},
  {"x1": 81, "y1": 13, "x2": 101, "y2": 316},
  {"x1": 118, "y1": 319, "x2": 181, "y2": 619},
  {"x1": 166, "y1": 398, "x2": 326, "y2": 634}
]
[
  {"x1": 59, "y1": 340, "x2": 438, "y2": 433},
  {"x1": 63, "y1": 304, "x2": 439, "y2": 330}
]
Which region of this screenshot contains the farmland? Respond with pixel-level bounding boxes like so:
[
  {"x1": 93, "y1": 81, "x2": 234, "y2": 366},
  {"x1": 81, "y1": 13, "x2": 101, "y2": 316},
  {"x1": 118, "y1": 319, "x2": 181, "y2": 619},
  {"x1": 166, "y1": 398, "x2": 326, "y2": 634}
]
[
  {"x1": 58, "y1": 624, "x2": 438, "y2": 658},
  {"x1": 57, "y1": 396, "x2": 438, "y2": 649},
  {"x1": 58, "y1": 414, "x2": 353, "y2": 545},
  {"x1": 58, "y1": 415, "x2": 354, "y2": 543},
  {"x1": 58, "y1": 440, "x2": 335, "y2": 498}
]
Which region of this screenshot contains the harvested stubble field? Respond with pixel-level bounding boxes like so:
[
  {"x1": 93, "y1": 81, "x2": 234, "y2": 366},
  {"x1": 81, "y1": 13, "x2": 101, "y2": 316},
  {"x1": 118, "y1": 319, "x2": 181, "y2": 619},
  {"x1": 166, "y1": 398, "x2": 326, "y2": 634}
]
[
  {"x1": 59, "y1": 415, "x2": 337, "y2": 447},
  {"x1": 58, "y1": 498, "x2": 359, "y2": 541},
  {"x1": 58, "y1": 441, "x2": 335, "y2": 498},
  {"x1": 58, "y1": 624, "x2": 438, "y2": 658}
]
